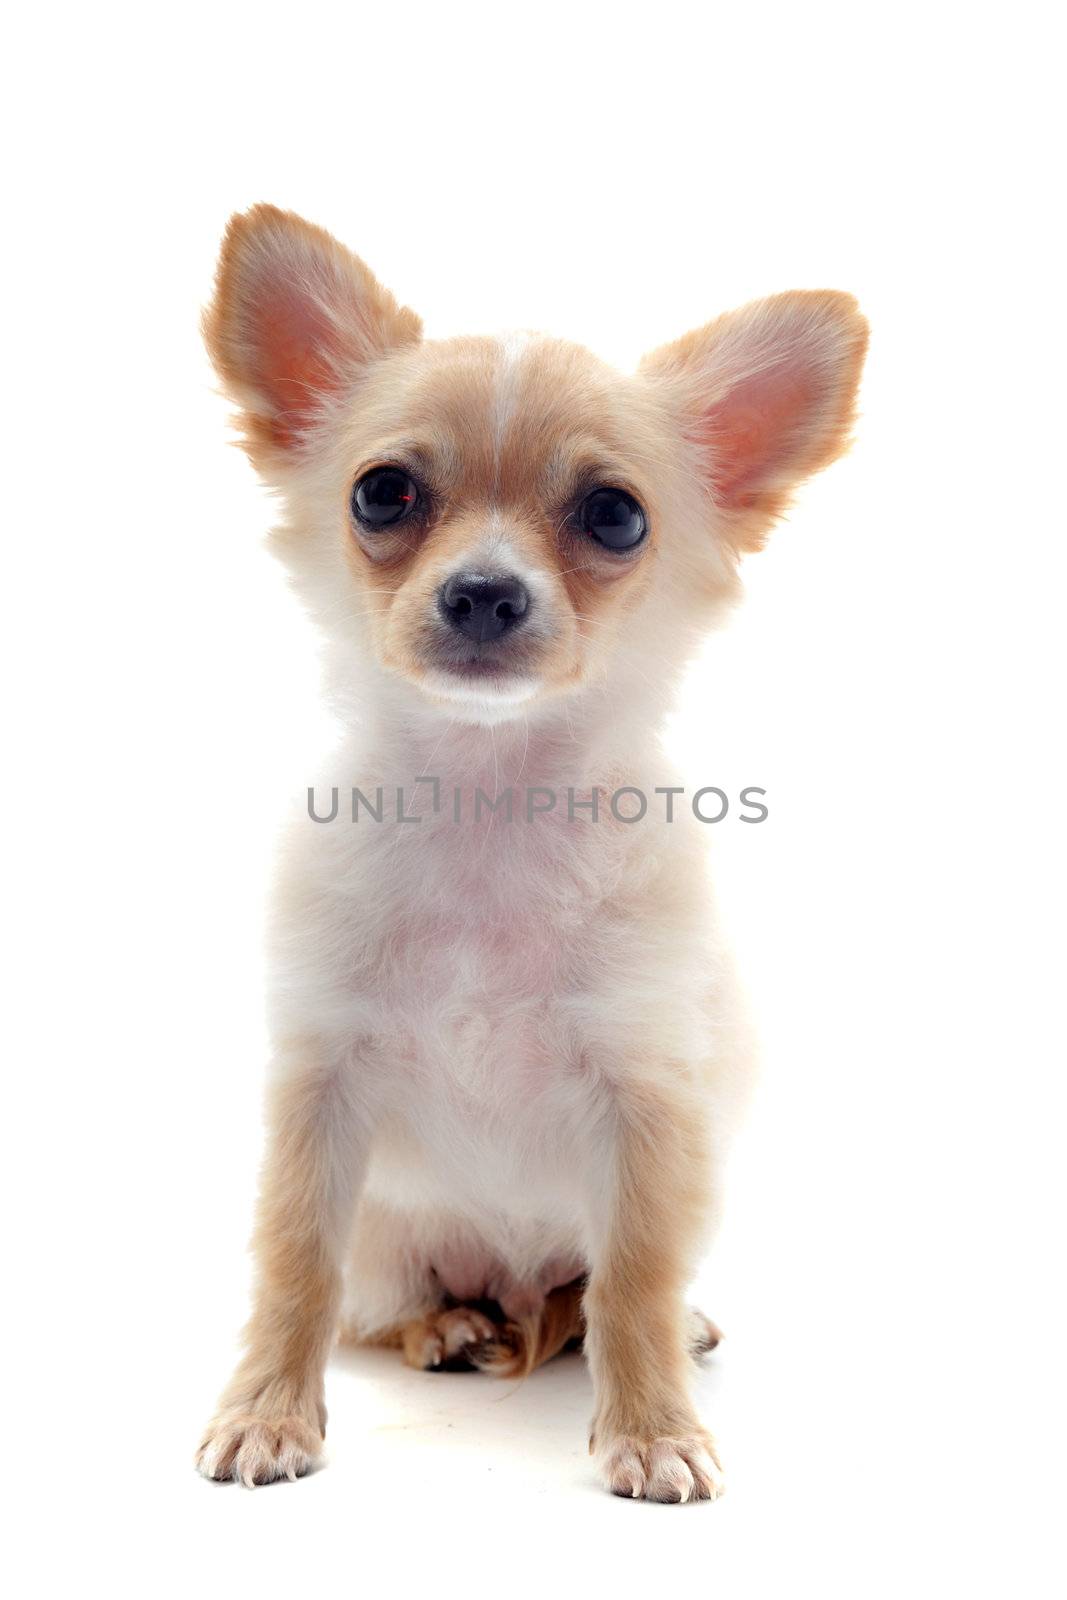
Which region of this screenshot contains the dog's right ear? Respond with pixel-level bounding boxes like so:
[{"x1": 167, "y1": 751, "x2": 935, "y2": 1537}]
[{"x1": 204, "y1": 205, "x2": 422, "y2": 467}]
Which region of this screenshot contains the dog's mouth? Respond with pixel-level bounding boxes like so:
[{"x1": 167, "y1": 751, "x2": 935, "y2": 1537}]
[
  {"x1": 434, "y1": 655, "x2": 519, "y2": 681},
  {"x1": 415, "y1": 638, "x2": 544, "y2": 706},
  {"x1": 421, "y1": 632, "x2": 544, "y2": 684}
]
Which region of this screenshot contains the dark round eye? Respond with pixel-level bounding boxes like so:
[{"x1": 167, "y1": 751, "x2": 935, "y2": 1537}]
[
  {"x1": 351, "y1": 467, "x2": 418, "y2": 529},
  {"x1": 579, "y1": 488, "x2": 647, "y2": 551}
]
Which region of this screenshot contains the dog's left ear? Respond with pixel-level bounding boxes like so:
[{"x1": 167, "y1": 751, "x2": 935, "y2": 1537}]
[{"x1": 640, "y1": 290, "x2": 868, "y2": 551}]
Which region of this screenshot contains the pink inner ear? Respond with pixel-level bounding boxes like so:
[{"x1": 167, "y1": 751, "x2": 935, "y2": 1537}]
[
  {"x1": 250, "y1": 280, "x2": 348, "y2": 447},
  {"x1": 704, "y1": 364, "x2": 818, "y2": 506}
]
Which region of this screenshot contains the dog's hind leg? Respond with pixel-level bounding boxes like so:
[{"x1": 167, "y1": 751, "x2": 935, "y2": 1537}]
[
  {"x1": 363, "y1": 1284, "x2": 718, "y2": 1375},
  {"x1": 398, "y1": 1280, "x2": 586, "y2": 1376},
  {"x1": 468, "y1": 1280, "x2": 586, "y2": 1377},
  {"x1": 336, "y1": 1197, "x2": 445, "y2": 1351}
]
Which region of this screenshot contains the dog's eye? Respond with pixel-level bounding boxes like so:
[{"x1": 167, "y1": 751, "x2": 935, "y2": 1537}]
[
  {"x1": 351, "y1": 467, "x2": 418, "y2": 529},
  {"x1": 579, "y1": 488, "x2": 647, "y2": 551}
]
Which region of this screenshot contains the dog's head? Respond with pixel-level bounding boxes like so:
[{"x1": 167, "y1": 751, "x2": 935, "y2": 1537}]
[{"x1": 206, "y1": 206, "x2": 867, "y2": 724}]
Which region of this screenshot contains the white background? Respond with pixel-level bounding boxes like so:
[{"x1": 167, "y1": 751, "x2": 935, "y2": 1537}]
[{"x1": 3, "y1": 3, "x2": 1064, "y2": 1596}]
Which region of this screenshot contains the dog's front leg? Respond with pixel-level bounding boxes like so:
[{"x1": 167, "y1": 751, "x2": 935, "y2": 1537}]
[
  {"x1": 583, "y1": 1078, "x2": 724, "y2": 1503},
  {"x1": 197, "y1": 1046, "x2": 369, "y2": 1485}
]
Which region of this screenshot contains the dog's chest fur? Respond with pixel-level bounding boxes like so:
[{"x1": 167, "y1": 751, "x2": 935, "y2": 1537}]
[{"x1": 276, "y1": 764, "x2": 687, "y2": 1227}]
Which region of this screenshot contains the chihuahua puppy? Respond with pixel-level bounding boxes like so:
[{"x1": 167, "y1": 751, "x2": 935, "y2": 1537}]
[{"x1": 195, "y1": 205, "x2": 867, "y2": 1499}]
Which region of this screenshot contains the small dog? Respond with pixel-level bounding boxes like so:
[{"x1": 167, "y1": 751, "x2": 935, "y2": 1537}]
[{"x1": 196, "y1": 206, "x2": 867, "y2": 1499}]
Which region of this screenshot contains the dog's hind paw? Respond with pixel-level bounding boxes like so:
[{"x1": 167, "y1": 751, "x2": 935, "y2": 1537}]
[
  {"x1": 687, "y1": 1306, "x2": 723, "y2": 1356},
  {"x1": 400, "y1": 1306, "x2": 501, "y2": 1370}
]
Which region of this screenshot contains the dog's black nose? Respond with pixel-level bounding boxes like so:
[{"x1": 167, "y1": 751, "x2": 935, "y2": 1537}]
[{"x1": 437, "y1": 573, "x2": 530, "y2": 642}]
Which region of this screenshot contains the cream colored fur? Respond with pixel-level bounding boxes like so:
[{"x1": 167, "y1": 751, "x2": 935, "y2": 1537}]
[{"x1": 196, "y1": 205, "x2": 867, "y2": 1500}]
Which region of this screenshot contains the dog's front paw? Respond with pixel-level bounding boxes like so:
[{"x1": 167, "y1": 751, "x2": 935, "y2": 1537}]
[
  {"x1": 196, "y1": 1410, "x2": 322, "y2": 1487},
  {"x1": 595, "y1": 1432, "x2": 724, "y2": 1503}
]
